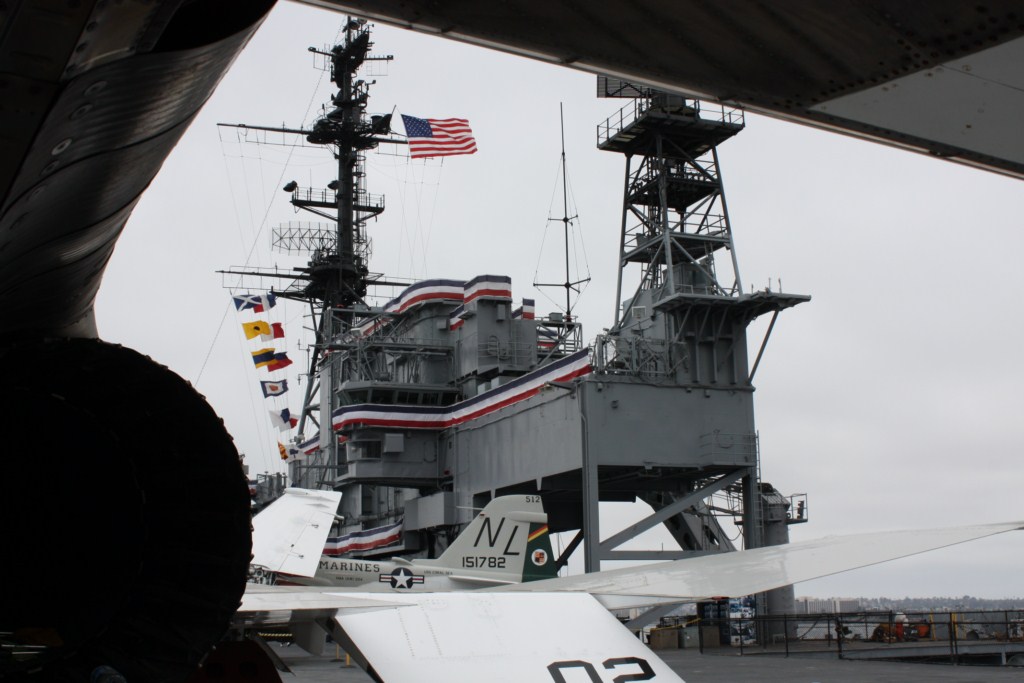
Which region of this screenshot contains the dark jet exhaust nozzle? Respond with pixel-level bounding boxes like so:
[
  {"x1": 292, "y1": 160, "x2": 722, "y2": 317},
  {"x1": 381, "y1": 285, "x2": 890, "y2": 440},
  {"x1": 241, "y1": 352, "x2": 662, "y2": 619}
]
[{"x1": 0, "y1": 339, "x2": 252, "y2": 682}]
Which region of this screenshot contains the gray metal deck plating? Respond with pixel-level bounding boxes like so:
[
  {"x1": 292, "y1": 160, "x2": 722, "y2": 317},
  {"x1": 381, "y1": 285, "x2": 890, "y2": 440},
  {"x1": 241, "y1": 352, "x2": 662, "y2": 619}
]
[{"x1": 275, "y1": 643, "x2": 1024, "y2": 682}]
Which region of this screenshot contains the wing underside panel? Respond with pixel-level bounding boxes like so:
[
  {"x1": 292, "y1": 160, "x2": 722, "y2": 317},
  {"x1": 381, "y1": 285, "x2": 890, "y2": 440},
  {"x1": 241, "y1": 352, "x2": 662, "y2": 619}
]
[
  {"x1": 251, "y1": 489, "x2": 342, "y2": 577},
  {"x1": 327, "y1": 592, "x2": 683, "y2": 683}
]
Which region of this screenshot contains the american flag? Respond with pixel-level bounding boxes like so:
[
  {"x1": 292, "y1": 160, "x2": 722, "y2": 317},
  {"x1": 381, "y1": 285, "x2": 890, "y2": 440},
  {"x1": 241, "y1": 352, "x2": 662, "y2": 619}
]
[{"x1": 401, "y1": 115, "x2": 477, "y2": 159}]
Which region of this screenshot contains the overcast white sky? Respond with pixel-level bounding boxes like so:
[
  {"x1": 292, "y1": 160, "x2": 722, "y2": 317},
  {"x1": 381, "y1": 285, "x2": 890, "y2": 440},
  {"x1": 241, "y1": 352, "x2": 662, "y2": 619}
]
[{"x1": 95, "y1": 3, "x2": 1022, "y2": 599}]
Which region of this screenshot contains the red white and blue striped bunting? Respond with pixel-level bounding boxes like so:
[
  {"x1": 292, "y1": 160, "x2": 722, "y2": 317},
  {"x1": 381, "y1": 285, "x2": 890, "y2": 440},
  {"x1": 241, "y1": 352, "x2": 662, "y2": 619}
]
[
  {"x1": 537, "y1": 326, "x2": 560, "y2": 349},
  {"x1": 512, "y1": 299, "x2": 535, "y2": 320},
  {"x1": 355, "y1": 275, "x2": 513, "y2": 336},
  {"x1": 385, "y1": 278, "x2": 466, "y2": 315},
  {"x1": 448, "y1": 304, "x2": 465, "y2": 331},
  {"x1": 295, "y1": 436, "x2": 319, "y2": 456},
  {"x1": 324, "y1": 520, "x2": 403, "y2": 555},
  {"x1": 463, "y1": 274, "x2": 512, "y2": 304},
  {"x1": 293, "y1": 349, "x2": 592, "y2": 454},
  {"x1": 329, "y1": 349, "x2": 591, "y2": 432}
]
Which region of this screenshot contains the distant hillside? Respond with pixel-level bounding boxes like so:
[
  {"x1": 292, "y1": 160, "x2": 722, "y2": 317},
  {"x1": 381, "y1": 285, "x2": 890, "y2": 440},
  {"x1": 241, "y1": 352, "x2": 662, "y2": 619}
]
[{"x1": 847, "y1": 596, "x2": 1024, "y2": 612}]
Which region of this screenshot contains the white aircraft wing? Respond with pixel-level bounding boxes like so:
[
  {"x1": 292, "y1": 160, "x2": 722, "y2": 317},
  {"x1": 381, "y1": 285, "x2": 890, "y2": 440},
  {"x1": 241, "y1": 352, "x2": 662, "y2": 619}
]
[
  {"x1": 325, "y1": 592, "x2": 682, "y2": 683},
  {"x1": 231, "y1": 520, "x2": 1021, "y2": 682},
  {"x1": 250, "y1": 488, "x2": 342, "y2": 577},
  {"x1": 495, "y1": 521, "x2": 1024, "y2": 609},
  {"x1": 235, "y1": 586, "x2": 682, "y2": 680}
]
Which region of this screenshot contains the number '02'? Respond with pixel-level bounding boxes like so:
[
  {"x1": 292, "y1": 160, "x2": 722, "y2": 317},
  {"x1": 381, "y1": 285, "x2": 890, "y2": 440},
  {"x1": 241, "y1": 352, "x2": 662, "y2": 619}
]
[{"x1": 547, "y1": 657, "x2": 655, "y2": 682}]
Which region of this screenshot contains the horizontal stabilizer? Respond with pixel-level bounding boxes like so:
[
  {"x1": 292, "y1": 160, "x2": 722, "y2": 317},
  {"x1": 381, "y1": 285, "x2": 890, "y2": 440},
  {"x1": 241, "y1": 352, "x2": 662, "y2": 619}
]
[
  {"x1": 327, "y1": 592, "x2": 682, "y2": 683},
  {"x1": 237, "y1": 585, "x2": 410, "y2": 628},
  {"x1": 497, "y1": 521, "x2": 1023, "y2": 608},
  {"x1": 251, "y1": 488, "x2": 342, "y2": 577},
  {"x1": 445, "y1": 574, "x2": 517, "y2": 587}
]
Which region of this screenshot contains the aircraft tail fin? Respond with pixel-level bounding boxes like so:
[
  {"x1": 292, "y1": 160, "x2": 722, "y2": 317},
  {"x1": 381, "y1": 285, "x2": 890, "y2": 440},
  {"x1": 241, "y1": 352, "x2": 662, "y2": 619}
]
[{"x1": 430, "y1": 495, "x2": 558, "y2": 582}]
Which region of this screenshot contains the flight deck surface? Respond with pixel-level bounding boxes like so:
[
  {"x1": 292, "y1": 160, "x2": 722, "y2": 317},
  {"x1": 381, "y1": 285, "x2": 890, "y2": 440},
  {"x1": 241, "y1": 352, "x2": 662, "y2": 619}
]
[{"x1": 276, "y1": 643, "x2": 1024, "y2": 682}]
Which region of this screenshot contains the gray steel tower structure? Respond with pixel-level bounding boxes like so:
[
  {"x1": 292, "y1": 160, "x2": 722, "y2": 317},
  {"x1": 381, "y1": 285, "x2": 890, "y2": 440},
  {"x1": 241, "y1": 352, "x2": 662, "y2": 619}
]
[{"x1": 591, "y1": 81, "x2": 811, "y2": 620}]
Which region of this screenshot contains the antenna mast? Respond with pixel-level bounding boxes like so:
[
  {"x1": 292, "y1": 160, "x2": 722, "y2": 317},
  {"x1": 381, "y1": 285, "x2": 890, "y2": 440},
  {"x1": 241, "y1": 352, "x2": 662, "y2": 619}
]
[
  {"x1": 534, "y1": 103, "x2": 590, "y2": 322},
  {"x1": 219, "y1": 19, "x2": 406, "y2": 488}
]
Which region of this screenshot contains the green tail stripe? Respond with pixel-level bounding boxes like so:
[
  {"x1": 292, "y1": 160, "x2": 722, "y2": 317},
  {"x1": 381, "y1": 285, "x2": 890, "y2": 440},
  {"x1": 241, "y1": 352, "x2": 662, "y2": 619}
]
[{"x1": 522, "y1": 522, "x2": 558, "y2": 581}]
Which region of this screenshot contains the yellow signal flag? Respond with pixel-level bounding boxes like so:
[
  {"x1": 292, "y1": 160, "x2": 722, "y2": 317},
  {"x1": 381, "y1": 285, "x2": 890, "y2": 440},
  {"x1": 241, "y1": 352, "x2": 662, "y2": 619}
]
[
  {"x1": 278, "y1": 442, "x2": 289, "y2": 460},
  {"x1": 242, "y1": 320, "x2": 272, "y2": 340},
  {"x1": 251, "y1": 348, "x2": 275, "y2": 368}
]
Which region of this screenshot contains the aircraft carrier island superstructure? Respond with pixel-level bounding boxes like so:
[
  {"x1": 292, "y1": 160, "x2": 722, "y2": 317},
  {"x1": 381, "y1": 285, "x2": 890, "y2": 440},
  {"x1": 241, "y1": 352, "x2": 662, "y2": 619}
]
[{"x1": 226, "y1": 21, "x2": 810, "y2": 625}]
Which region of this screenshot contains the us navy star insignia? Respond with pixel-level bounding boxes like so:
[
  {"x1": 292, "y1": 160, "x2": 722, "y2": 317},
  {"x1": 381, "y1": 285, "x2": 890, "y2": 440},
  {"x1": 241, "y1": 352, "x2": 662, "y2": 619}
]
[{"x1": 379, "y1": 567, "x2": 425, "y2": 589}]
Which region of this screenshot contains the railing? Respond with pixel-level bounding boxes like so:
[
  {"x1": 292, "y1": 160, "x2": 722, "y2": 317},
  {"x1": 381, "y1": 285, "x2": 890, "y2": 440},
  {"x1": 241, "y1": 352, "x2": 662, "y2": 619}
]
[
  {"x1": 354, "y1": 191, "x2": 385, "y2": 211},
  {"x1": 657, "y1": 282, "x2": 728, "y2": 299},
  {"x1": 654, "y1": 610, "x2": 1024, "y2": 665},
  {"x1": 621, "y1": 217, "x2": 729, "y2": 252},
  {"x1": 330, "y1": 333, "x2": 454, "y2": 351},
  {"x1": 535, "y1": 321, "x2": 584, "y2": 356},
  {"x1": 290, "y1": 186, "x2": 385, "y2": 211},
  {"x1": 598, "y1": 98, "x2": 647, "y2": 146},
  {"x1": 592, "y1": 334, "x2": 672, "y2": 378},
  {"x1": 477, "y1": 339, "x2": 535, "y2": 362},
  {"x1": 598, "y1": 97, "x2": 745, "y2": 146},
  {"x1": 627, "y1": 167, "x2": 719, "y2": 205},
  {"x1": 679, "y1": 213, "x2": 728, "y2": 235}
]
